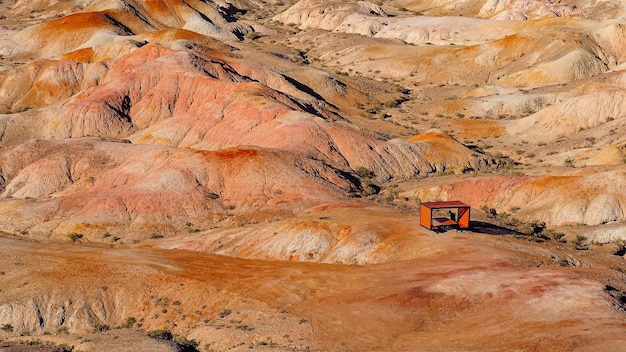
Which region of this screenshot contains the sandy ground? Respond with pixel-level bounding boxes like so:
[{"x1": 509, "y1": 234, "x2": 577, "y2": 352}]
[
  {"x1": 2, "y1": 0, "x2": 626, "y2": 350},
  {"x1": 1, "y1": 227, "x2": 626, "y2": 351}
]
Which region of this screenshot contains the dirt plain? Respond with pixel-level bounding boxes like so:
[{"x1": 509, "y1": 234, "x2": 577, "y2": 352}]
[{"x1": 1, "y1": 0, "x2": 626, "y2": 351}]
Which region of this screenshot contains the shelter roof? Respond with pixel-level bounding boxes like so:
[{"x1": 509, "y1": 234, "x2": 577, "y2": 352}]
[{"x1": 420, "y1": 201, "x2": 470, "y2": 209}]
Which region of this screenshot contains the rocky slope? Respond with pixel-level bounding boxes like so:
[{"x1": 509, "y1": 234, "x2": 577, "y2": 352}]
[
  {"x1": 1, "y1": 0, "x2": 626, "y2": 350},
  {"x1": 0, "y1": 14, "x2": 503, "y2": 239},
  {"x1": 408, "y1": 168, "x2": 626, "y2": 227}
]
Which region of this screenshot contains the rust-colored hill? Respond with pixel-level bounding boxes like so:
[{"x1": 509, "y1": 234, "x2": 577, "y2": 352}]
[{"x1": 1, "y1": 0, "x2": 626, "y2": 350}]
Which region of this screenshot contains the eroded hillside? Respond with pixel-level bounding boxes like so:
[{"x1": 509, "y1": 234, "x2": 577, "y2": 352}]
[{"x1": 1, "y1": 0, "x2": 626, "y2": 350}]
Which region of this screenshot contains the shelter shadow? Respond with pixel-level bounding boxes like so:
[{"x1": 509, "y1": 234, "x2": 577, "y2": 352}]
[{"x1": 468, "y1": 221, "x2": 525, "y2": 236}]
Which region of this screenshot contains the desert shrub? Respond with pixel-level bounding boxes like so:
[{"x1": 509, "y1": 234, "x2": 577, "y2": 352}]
[
  {"x1": 147, "y1": 330, "x2": 199, "y2": 351},
  {"x1": 53, "y1": 343, "x2": 74, "y2": 352},
  {"x1": 354, "y1": 166, "x2": 374, "y2": 179},
  {"x1": 174, "y1": 335, "x2": 199, "y2": 351},
  {"x1": 494, "y1": 152, "x2": 506, "y2": 158},
  {"x1": 235, "y1": 324, "x2": 253, "y2": 331},
  {"x1": 67, "y1": 233, "x2": 83, "y2": 242},
  {"x1": 364, "y1": 182, "x2": 381, "y2": 196},
  {"x1": 148, "y1": 329, "x2": 173, "y2": 340},
  {"x1": 543, "y1": 229, "x2": 565, "y2": 242},
  {"x1": 530, "y1": 220, "x2": 546, "y2": 235},
  {"x1": 149, "y1": 234, "x2": 164, "y2": 239},
  {"x1": 1, "y1": 324, "x2": 13, "y2": 332},
  {"x1": 92, "y1": 321, "x2": 109, "y2": 332},
  {"x1": 245, "y1": 32, "x2": 261, "y2": 40},
  {"x1": 504, "y1": 217, "x2": 521, "y2": 227},
  {"x1": 122, "y1": 317, "x2": 136, "y2": 329},
  {"x1": 571, "y1": 235, "x2": 588, "y2": 250},
  {"x1": 610, "y1": 265, "x2": 626, "y2": 273}
]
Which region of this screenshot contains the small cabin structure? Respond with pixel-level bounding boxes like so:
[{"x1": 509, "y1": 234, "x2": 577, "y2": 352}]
[{"x1": 420, "y1": 201, "x2": 470, "y2": 231}]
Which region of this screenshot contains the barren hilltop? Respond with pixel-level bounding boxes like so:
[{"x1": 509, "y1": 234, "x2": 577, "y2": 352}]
[{"x1": 1, "y1": 0, "x2": 626, "y2": 351}]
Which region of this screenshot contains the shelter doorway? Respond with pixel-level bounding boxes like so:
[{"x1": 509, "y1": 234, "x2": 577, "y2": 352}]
[{"x1": 419, "y1": 201, "x2": 471, "y2": 231}]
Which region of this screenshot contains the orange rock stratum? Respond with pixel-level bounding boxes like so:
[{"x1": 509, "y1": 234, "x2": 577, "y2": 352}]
[{"x1": 1, "y1": 0, "x2": 626, "y2": 351}]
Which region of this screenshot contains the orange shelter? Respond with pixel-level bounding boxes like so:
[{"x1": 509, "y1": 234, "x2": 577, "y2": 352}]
[{"x1": 420, "y1": 201, "x2": 471, "y2": 231}]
